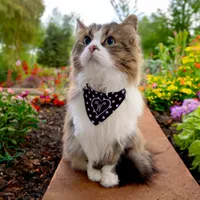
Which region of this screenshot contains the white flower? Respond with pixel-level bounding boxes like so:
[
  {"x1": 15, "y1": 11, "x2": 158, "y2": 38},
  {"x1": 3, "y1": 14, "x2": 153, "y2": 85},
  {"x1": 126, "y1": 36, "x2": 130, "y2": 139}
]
[
  {"x1": 11, "y1": 96, "x2": 16, "y2": 100},
  {"x1": 1, "y1": 96, "x2": 7, "y2": 102}
]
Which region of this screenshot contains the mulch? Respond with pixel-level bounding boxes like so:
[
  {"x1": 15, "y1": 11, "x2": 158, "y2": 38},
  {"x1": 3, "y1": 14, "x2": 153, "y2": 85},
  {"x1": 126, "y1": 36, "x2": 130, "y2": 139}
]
[{"x1": 0, "y1": 106, "x2": 65, "y2": 200}]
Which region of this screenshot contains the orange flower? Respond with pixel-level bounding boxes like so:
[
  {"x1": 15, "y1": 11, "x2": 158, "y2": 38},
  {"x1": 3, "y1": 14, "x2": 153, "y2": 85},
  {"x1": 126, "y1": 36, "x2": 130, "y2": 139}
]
[
  {"x1": 22, "y1": 61, "x2": 29, "y2": 74},
  {"x1": 40, "y1": 98, "x2": 45, "y2": 104},
  {"x1": 61, "y1": 66, "x2": 67, "y2": 70},
  {"x1": 31, "y1": 66, "x2": 39, "y2": 75},
  {"x1": 31, "y1": 97, "x2": 39, "y2": 104},
  {"x1": 194, "y1": 63, "x2": 200, "y2": 69},
  {"x1": 198, "y1": 83, "x2": 200, "y2": 87},
  {"x1": 31, "y1": 103, "x2": 40, "y2": 111},
  {"x1": 54, "y1": 79, "x2": 61, "y2": 85},
  {"x1": 57, "y1": 72, "x2": 61, "y2": 79},
  {"x1": 16, "y1": 74, "x2": 22, "y2": 81},
  {"x1": 45, "y1": 98, "x2": 51, "y2": 103},
  {"x1": 138, "y1": 86, "x2": 145, "y2": 91},
  {"x1": 180, "y1": 79, "x2": 185, "y2": 85},
  {"x1": 52, "y1": 94, "x2": 58, "y2": 99}
]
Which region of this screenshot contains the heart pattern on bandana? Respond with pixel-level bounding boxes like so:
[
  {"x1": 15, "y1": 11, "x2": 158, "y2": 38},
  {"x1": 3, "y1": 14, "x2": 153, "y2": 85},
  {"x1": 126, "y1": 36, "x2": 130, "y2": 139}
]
[
  {"x1": 91, "y1": 98, "x2": 111, "y2": 117},
  {"x1": 83, "y1": 84, "x2": 126, "y2": 126}
]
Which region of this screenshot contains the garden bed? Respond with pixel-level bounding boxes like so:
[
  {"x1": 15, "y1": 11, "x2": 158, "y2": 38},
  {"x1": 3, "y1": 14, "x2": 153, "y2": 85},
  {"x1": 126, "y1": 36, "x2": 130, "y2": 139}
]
[
  {"x1": 151, "y1": 109, "x2": 200, "y2": 185},
  {"x1": 0, "y1": 106, "x2": 65, "y2": 200}
]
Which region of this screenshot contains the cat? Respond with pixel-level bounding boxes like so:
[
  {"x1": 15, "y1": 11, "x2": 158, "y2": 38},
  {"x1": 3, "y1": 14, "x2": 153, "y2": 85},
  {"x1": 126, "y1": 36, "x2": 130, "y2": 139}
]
[{"x1": 62, "y1": 14, "x2": 155, "y2": 188}]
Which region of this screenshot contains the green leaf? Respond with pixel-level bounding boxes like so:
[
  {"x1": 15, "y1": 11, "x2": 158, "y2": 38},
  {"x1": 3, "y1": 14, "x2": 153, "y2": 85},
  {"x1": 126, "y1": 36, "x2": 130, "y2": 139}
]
[
  {"x1": 189, "y1": 140, "x2": 200, "y2": 157},
  {"x1": 11, "y1": 140, "x2": 17, "y2": 145},
  {"x1": 190, "y1": 155, "x2": 200, "y2": 171}
]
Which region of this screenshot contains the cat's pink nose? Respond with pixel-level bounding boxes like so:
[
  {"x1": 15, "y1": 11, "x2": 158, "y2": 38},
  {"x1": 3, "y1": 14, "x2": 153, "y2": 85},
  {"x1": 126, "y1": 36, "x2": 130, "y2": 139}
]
[{"x1": 89, "y1": 45, "x2": 98, "y2": 53}]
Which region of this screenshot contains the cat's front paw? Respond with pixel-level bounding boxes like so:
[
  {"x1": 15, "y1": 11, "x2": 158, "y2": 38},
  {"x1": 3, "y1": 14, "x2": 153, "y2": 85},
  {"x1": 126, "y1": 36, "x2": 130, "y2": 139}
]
[
  {"x1": 87, "y1": 169, "x2": 101, "y2": 182},
  {"x1": 101, "y1": 172, "x2": 119, "y2": 188}
]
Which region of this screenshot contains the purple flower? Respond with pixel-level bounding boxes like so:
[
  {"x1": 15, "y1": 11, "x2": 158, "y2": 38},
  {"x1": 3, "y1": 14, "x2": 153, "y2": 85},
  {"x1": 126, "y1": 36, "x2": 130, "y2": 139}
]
[
  {"x1": 171, "y1": 99, "x2": 200, "y2": 120},
  {"x1": 26, "y1": 76, "x2": 35, "y2": 82},
  {"x1": 170, "y1": 105, "x2": 183, "y2": 119}
]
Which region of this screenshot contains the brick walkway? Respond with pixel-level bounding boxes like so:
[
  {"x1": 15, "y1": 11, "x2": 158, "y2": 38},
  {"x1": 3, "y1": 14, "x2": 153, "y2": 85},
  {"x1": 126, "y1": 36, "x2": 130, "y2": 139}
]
[{"x1": 43, "y1": 106, "x2": 200, "y2": 200}]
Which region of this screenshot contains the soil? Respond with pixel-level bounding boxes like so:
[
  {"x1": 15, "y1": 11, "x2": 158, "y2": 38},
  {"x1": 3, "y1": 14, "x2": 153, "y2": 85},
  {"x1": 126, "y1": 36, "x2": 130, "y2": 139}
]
[
  {"x1": 151, "y1": 109, "x2": 200, "y2": 185},
  {"x1": 0, "y1": 106, "x2": 66, "y2": 200}
]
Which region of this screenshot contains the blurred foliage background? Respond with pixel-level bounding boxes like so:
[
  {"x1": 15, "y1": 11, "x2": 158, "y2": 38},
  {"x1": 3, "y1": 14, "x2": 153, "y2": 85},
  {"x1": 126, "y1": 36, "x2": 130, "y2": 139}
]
[
  {"x1": 0, "y1": 0, "x2": 74, "y2": 84},
  {"x1": 0, "y1": 0, "x2": 200, "y2": 86}
]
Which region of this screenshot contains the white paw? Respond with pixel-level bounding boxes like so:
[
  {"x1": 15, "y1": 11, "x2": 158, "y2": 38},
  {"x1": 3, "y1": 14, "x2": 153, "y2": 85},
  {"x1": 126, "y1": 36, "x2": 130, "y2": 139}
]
[
  {"x1": 87, "y1": 169, "x2": 102, "y2": 182},
  {"x1": 101, "y1": 172, "x2": 119, "y2": 188}
]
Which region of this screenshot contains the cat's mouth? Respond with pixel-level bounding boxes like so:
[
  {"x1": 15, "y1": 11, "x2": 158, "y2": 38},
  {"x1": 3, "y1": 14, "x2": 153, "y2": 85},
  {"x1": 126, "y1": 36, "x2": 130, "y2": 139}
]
[{"x1": 88, "y1": 54, "x2": 100, "y2": 65}]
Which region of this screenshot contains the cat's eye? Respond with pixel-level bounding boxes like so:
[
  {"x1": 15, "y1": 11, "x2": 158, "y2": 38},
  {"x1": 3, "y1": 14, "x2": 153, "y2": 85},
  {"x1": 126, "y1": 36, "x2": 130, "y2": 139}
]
[
  {"x1": 83, "y1": 36, "x2": 91, "y2": 45},
  {"x1": 105, "y1": 36, "x2": 115, "y2": 46}
]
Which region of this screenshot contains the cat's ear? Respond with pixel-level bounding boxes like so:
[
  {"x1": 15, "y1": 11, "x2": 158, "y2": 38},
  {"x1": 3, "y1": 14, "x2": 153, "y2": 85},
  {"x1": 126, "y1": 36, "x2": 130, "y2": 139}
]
[
  {"x1": 121, "y1": 14, "x2": 138, "y2": 31},
  {"x1": 76, "y1": 18, "x2": 87, "y2": 30}
]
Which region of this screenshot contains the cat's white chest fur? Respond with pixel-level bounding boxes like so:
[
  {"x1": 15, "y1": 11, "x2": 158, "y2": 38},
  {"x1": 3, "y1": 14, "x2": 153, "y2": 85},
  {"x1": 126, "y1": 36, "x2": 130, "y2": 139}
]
[{"x1": 68, "y1": 86, "x2": 143, "y2": 162}]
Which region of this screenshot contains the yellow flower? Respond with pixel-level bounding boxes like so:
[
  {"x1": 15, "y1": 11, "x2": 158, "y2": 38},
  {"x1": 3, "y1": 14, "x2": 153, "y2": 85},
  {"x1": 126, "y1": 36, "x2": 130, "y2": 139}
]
[
  {"x1": 167, "y1": 85, "x2": 177, "y2": 91},
  {"x1": 180, "y1": 88, "x2": 193, "y2": 94},
  {"x1": 185, "y1": 81, "x2": 192, "y2": 86},
  {"x1": 157, "y1": 93, "x2": 163, "y2": 98},
  {"x1": 182, "y1": 56, "x2": 194, "y2": 64}
]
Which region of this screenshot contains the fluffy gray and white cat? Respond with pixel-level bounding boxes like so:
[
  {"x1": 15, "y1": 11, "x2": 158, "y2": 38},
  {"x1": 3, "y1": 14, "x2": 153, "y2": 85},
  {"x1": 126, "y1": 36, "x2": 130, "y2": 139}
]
[{"x1": 62, "y1": 15, "x2": 155, "y2": 188}]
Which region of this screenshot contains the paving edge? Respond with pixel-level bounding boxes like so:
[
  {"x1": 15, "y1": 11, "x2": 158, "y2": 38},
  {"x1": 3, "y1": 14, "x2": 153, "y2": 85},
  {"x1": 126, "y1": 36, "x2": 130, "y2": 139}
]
[{"x1": 3, "y1": 88, "x2": 43, "y2": 95}]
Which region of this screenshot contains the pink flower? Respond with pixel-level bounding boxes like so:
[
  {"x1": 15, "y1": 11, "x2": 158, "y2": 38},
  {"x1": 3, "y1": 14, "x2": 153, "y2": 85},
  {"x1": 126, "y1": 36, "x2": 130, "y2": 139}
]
[
  {"x1": 20, "y1": 91, "x2": 29, "y2": 98},
  {"x1": 17, "y1": 95, "x2": 23, "y2": 100},
  {"x1": 7, "y1": 88, "x2": 14, "y2": 94},
  {"x1": 152, "y1": 83, "x2": 157, "y2": 88},
  {"x1": 16, "y1": 60, "x2": 21, "y2": 66},
  {"x1": 0, "y1": 87, "x2": 3, "y2": 92},
  {"x1": 40, "y1": 95, "x2": 45, "y2": 99}
]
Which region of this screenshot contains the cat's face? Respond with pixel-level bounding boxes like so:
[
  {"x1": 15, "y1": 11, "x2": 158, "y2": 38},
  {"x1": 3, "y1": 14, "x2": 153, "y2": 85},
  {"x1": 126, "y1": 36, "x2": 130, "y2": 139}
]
[{"x1": 71, "y1": 15, "x2": 142, "y2": 85}]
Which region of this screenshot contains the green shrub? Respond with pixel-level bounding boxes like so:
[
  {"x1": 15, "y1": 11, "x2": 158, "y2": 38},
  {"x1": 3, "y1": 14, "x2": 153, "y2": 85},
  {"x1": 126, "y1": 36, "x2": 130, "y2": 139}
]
[
  {"x1": 0, "y1": 89, "x2": 39, "y2": 162},
  {"x1": 174, "y1": 107, "x2": 200, "y2": 171}
]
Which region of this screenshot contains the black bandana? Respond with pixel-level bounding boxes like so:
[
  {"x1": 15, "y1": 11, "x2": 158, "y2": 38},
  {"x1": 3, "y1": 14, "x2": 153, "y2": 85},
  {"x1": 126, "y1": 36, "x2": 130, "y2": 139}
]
[{"x1": 83, "y1": 84, "x2": 126, "y2": 126}]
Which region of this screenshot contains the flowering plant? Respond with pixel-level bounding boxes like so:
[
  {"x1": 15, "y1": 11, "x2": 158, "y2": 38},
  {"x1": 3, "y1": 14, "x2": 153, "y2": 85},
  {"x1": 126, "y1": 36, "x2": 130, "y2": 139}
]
[
  {"x1": 0, "y1": 88, "x2": 39, "y2": 162},
  {"x1": 142, "y1": 35, "x2": 200, "y2": 111},
  {"x1": 171, "y1": 99, "x2": 200, "y2": 120},
  {"x1": 31, "y1": 89, "x2": 65, "y2": 111},
  {"x1": 174, "y1": 107, "x2": 200, "y2": 172},
  {"x1": 2, "y1": 61, "x2": 69, "y2": 93}
]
